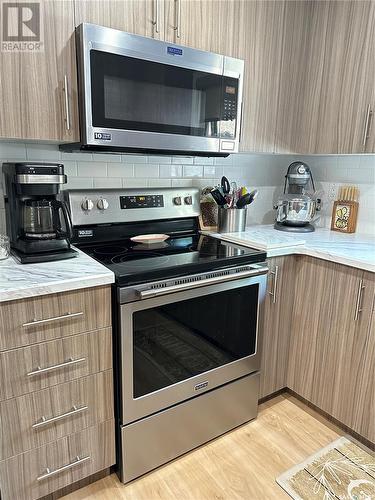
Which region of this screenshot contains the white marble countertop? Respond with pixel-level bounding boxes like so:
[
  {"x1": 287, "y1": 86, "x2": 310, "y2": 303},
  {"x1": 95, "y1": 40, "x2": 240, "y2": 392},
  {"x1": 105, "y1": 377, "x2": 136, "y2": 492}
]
[
  {"x1": 0, "y1": 247, "x2": 114, "y2": 303},
  {"x1": 208, "y1": 225, "x2": 375, "y2": 272}
]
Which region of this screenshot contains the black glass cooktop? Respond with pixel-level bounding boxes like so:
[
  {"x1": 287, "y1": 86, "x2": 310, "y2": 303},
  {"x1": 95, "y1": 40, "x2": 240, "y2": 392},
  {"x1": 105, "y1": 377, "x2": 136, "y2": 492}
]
[{"x1": 77, "y1": 234, "x2": 266, "y2": 286}]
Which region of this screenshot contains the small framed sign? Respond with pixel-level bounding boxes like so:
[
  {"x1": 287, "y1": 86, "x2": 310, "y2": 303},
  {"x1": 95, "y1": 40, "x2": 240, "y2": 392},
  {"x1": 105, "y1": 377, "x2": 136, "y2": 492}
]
[{"x1": 331, "y1": 201, "x2": 358, "y2": 233}]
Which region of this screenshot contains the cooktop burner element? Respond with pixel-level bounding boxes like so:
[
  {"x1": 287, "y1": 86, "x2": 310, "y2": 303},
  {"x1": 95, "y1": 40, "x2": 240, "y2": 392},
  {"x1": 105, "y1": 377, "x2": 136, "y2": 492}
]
[{"x1": 65, "y1": 188, "x2": 267, "y2": 286}]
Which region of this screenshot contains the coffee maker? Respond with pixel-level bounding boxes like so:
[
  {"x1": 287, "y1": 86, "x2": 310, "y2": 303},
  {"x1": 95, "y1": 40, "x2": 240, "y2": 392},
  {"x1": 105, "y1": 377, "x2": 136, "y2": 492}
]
[{"x1": 3, "y1": 162, "x2": 77, "y2": 263}]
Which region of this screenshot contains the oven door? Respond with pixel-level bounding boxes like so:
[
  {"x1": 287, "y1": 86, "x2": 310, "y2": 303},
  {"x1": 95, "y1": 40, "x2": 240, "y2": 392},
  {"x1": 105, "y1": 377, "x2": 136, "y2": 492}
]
[
  {"x1": 77, "y1": 23, "x2": 243, "y2": 154},
  {"x1": 120, "y1": 272, "x2": 266, "y2": 424}
]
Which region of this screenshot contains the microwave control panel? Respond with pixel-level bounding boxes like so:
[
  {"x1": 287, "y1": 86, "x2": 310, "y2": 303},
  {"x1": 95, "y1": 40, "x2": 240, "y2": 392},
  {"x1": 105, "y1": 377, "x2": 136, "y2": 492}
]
[
  {"x1": 223, "y1": 85, "x2": 237, "y2": 121},
  {"x1": 120, "y1": 195, "x2": 164, "y2": 209}
]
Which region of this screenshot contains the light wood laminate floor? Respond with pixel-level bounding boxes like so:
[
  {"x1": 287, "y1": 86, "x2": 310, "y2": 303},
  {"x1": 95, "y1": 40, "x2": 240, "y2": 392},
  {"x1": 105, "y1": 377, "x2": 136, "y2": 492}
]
[{"x1": 65, "y1": 394, "x2": 343, "y2": 500}]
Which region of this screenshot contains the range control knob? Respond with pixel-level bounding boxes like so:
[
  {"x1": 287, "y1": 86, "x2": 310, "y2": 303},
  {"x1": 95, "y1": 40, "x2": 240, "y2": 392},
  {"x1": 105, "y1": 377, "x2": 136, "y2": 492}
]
[
  {"x1": 173, "y1": 196, "x2": 182, "y2": 206},
  {"x1": 184, "y1": 196, "x2": 193, "y2": 205},
  {"x1": 81, "y1": 198, "x2": 94, "y2": 211},
  {"x1": 97, "y1": 198, "x2": 109, "y2": 210}
]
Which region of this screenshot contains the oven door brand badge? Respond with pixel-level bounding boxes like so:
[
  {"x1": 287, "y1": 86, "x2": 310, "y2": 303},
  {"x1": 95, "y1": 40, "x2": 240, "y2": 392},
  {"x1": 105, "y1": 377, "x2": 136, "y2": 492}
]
[
  {"x1": 167, "y1": 46, "x2": 183, "y2": 56},
  {"x1": 194, "y1": 381, "x2": 209, "y2": 391}
]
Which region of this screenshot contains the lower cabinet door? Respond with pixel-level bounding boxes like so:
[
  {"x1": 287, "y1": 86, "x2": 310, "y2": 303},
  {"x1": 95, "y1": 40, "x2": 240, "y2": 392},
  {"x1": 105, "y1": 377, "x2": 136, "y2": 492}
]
[
  {"x1": 0, "y1": 419, "x2": 115, "y2": 500},
  {"x1": 0, "y1": 370, "x2": 114, "y2": 460}
]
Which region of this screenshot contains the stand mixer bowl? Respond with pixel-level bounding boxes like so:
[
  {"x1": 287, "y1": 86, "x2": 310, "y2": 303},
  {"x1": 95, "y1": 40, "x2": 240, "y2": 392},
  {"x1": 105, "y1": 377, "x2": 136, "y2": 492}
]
[{"x1": 274, "y1": 194, "x2": 318, "y2": 226}]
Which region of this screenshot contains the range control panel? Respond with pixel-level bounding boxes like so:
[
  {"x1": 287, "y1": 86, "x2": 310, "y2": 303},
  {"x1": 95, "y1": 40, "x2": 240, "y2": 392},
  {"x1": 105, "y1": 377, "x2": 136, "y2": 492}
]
[
  {"x1": 120, "y1": 195, "x2": 164, "y2": 209},
  {"x1": 64, "y1": 187, "x2": 200, "y2": 227}
]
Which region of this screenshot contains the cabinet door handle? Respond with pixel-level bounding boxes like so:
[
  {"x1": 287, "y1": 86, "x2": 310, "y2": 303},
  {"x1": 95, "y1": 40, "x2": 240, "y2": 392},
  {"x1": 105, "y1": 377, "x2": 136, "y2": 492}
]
[
  {"x1": 174, "y1": 0, "x2": 181, "y2": 38},
  {"x1": 152, "y1": 0, "x2": 160, "y2": 33},
  {"x1": 362, "y1": 104, "x2": 372, "y2": 147},
  {"x1": 37, "y1": 455, "x2": 90, "y2": 481},
  {"x1": 239, "y1": 100, "x2": 244, "y2": 143},
  {"x1": 63, "y1": 74, "x2": 71, "y2": 131},
  {"x1": 22, "y1": 311, "x2": 83, "y2": 327},
  {"x1": 32, "y1": 405, "x2": 88, "y2": 429},
  {"x1": 27, "y1": 357, "x2": 86, "y2": 377},
  {"x1": 354, "y1": 279, "x2": 365, "y2": 321},
  {"x1": 268, "y1": 266, "x2": 279, "y2": 304}
]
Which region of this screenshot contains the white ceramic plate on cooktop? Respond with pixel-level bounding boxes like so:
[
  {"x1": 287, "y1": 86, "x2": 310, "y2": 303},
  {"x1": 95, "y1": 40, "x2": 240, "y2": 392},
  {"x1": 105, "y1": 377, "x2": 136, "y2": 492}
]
[{"x1": 130, "y1": 234, "x2": 170, "y2": 244}]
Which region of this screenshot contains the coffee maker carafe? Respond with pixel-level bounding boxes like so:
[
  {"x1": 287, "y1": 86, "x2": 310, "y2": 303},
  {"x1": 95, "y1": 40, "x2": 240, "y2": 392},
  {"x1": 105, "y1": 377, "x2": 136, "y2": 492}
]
[{"x1": 3, "y1": 162, "x2": 77, "y2": 263}]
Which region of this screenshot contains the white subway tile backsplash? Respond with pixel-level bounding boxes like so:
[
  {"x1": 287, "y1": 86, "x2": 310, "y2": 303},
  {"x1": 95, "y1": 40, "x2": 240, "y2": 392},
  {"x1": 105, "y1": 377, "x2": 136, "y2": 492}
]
[
  {"x1": 183, "y1": 165, "x2": 203, "y2": 177},
  {"x1": 26, "y1": 144, "x2": 61, "y2": 160},
  {"x1": 0, "y1": 142, "x2": 373, "y2": 235},
  {"x1": 77, "y1": 162, "x2": 107, "y2": 177},
  {"x1": 122, "y1": 178, "x2": 148, "y2": 188},
  {"x1": 121, "y1": 155, "x2": 148, "y2": 164},
  {"x1": 0, "y1": 142, "x2": 27, "y2": 159},
  {"x1": 93, "y1": 177, "x2": 120, "y2": 188},
  {"x1": 107, "y1": 163, "x2": 134, "y2": 178},
  {"x1": 171, "y1": 179, "x2": 193, "y2": 187},
  {"x1": 159, "y1": 165, "x2": 183, "y2": 178},
  {"x1": 62, "y1": 161, "x2": 78, "y2": 177},
  {"x1": 134, "y1": 164, "x2": 159, "y2": 177},
  {"x1": 148, "y1": 178, "x2": 172, "y2": 187},
  {"x1": 65, "y1": 177, "x2": 94, "y2": 189},
  {"x1": 61, "y1": 151, "x2": 93, "y2": 161},
  {"x1": 203, "y1": 165, "x2": 217, "y2": 178},
  {"x1": 92, "y1": 153, "x2": 122, "y2": 162},
  {"x1": 172, "y1": 156, "x2": 194, "y2": 165}
]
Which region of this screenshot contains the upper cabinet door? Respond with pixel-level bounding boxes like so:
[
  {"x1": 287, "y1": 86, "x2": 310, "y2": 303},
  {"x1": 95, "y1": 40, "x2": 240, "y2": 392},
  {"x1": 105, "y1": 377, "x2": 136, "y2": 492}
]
[
  {"x1": 74, "y1": 0, "x2": 163, "y2": 39},
  {"x1": 0, "y1": 0, "x2": 79, "y2": 142},
  {"x1": 275, "y1": 0, "x2": 375, "y2": 154},
  {"x1": 325, "y1": 0, "x2": 375, "y2": 154},
  {"x1": 236, "y1": 0, "x2": 285, "y2": 153},
  {"x1": 163, "y1": 0, "x2": 239, "y2": 55}
]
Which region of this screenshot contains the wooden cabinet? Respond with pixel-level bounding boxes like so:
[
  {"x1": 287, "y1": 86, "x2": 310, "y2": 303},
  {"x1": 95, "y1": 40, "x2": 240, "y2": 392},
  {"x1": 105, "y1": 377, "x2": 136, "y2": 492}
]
[
  {"x1": 0, "y1": 0, "x2": 79, "y2": 142},
  {"x1": 275, "y1": 0, "x2": 375, "y2": 154},
  {"x1": 163, "y1": 0, "x2": 238, "y2": 55},
  {"x1": 236, "y1": 0, "x2": 286, "y2": 153},
  {"x1": 0, "y1": 286, "x2": 115, "y2": 500},
  {"x1": 74, "y1": 0, "x2": 162, "y2": 39},
  {"x1": 259, "y1": 256, "x2": 295, "y2": 399},
  {"x1": 287, "y1": 257, "x2": 375, "y2": 443}
]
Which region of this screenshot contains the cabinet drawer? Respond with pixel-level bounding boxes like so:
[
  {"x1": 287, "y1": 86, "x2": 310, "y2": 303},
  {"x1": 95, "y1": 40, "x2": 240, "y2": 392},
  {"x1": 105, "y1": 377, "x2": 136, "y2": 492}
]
[
  {"x1": 0, "y1": 419, "x2": 115, "y2": 500},
  {"x1": 0, "y1": 370, "x2": 114, "y2": 460},
  {"x1": 0, "y1": 328, "x2": 112, "y2": 401},
  {"x1": 0, "y1": 286, "x2": 111, "y2": 351}
]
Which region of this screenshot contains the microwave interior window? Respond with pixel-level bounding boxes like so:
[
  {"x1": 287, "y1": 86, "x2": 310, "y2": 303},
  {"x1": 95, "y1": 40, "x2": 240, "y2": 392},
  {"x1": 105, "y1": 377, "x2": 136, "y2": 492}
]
[
  {"x1": 132, "y1": 284, "x2": 258, "y2": 398},
  {"x1": 90, "y1": 50, "x2": 238, "y2": 138}
]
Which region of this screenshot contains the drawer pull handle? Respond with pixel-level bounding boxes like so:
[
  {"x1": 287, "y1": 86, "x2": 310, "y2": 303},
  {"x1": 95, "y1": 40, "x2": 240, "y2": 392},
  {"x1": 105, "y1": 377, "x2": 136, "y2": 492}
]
[
  {"x1": 22, "y1": 311, "x2": 84, "y2": 328},
  {"x1": 37, "y1": 455, "x2": 91, "y2": 481},
  {"x1": 27, "y1": 357, "x2": 86, "y2": 376},
  {"x1": 32, "y1": 405, "x2": 88, "y2": 429}
]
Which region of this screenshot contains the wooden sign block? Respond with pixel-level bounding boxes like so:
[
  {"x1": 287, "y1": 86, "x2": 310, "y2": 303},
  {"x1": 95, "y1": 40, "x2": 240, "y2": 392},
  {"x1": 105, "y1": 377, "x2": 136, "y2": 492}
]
[{"x1": 331, "y1": 201, "x2": 358, "y2": 233}]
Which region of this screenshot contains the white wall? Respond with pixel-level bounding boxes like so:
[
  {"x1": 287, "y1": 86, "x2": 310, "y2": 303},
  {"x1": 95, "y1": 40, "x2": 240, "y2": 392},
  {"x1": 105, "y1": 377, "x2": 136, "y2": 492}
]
[{"x1": 0, "y1": 142, "x2": 374, "y2": 235}]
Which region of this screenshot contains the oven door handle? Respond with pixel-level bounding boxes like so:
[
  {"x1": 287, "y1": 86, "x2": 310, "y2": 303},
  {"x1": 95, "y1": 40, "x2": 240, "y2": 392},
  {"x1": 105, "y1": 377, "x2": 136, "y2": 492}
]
[{"x1": 136, "y1": 267, "x2": 268, "y2": 299}]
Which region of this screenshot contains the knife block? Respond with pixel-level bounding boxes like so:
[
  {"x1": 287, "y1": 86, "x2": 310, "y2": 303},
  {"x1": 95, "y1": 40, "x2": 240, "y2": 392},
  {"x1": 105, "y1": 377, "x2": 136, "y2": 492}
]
[{"x1": 331, "y1": 200, "x2": 359, "y2": 233}]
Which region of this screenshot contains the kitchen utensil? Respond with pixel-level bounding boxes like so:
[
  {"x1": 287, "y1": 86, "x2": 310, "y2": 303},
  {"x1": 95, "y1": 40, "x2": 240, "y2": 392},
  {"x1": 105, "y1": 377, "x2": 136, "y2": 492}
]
[
  {"x1": 210, "y1": 188, "x2": 228, "y2": 206},
  {"x1": 236, "y1": 189, "x2": 259, "y2": 208},
  {"x1": 218, "y1": 207, "x2": 247, "y2": 233},
  {"x1": 221, "y1": 176, "x2": 230, "y2": 194},
  {"x1": 130, "y1": 234, "x2": 170, "y2": 244}
]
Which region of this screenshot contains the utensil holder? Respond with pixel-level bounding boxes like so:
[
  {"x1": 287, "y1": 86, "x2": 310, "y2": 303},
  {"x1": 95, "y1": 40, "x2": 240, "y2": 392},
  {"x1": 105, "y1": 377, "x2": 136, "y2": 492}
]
[{"x1": 218, "y1": 208, "x2": 247, "y2": 233}]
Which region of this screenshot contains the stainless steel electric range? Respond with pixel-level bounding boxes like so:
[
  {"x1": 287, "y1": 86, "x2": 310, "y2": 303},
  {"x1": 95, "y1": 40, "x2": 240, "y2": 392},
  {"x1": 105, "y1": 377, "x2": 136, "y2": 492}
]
[{"x1": 64, "y1": 187, "x2": 268, "y2": 483}]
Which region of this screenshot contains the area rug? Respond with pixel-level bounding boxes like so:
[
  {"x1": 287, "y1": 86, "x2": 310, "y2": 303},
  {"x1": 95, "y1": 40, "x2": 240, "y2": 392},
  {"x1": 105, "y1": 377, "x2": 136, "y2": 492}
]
[{"x1": 276, "y1": 436, "x2": 375, "y2": 499}]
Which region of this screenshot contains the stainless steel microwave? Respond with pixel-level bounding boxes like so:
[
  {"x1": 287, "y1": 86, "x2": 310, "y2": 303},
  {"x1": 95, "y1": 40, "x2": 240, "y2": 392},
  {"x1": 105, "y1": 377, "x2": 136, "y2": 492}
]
[{"x1": 61, "y1": 23, "x2": 244, "y2": 156}]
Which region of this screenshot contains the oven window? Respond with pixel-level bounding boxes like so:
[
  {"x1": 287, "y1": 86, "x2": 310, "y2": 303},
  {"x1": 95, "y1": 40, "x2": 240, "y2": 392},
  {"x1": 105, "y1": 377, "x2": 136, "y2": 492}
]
[
  {"x1": 133, "y1": 285, "x2": 258, "y2": 398},
  {"x1": 90, "y1": 50, "x2": 237, "y2": 138}
]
